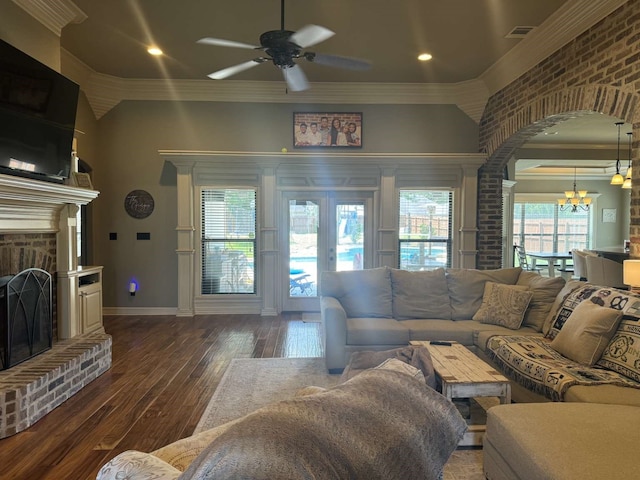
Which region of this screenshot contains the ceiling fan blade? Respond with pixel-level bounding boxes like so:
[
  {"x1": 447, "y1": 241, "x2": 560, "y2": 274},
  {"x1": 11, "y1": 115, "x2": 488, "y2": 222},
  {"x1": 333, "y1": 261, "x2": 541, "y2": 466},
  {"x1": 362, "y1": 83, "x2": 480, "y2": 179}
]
[
  {"x1": 283, "y1": 64, "x2": 309, "y2": 92},
  {"x1": 306, "y1": 53, "x2": 372, "y2": 71},
  {"x1": 197, "y1": 37, "x2": 260, "y2": 50},
  {"x1": 207, "y1": 59, "x2": 264, "y2": 80},
  {"x1": 289, "y1": 24, "x2": 334, "y2": 48}
]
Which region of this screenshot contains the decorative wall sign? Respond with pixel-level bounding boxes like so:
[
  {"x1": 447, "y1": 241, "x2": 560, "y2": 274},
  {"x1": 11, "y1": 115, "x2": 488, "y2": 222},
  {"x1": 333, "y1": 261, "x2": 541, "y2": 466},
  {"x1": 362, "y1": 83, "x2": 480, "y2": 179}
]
[
  {"x1": 602, "y1": 208, "x2": 617, "y2": 223},
  {"x1": 124, "y1": 190, "x2": 154, "y2": 219},
  {"x1": 72, "y1": 172, "x2": 93, "y2": 189}
]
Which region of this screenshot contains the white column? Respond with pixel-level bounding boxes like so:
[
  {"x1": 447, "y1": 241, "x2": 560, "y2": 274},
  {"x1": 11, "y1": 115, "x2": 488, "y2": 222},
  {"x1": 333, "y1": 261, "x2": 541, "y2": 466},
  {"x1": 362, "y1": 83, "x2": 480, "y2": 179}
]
[
  {"x1": 174, "y1": 162, "x2": 196, "y2": 316},
  {"x1": 378, "y1": 167, "x2": 398, "y2": 267},
  {"x1": 459, "y1": 165, "x2": 480, "y2": 268},
  {"x1": 57, "y1": 203, "x2": 79, "y2": 338},
  {"x1": 260, "y1": 167, "x2": 278, "y2": 315}
]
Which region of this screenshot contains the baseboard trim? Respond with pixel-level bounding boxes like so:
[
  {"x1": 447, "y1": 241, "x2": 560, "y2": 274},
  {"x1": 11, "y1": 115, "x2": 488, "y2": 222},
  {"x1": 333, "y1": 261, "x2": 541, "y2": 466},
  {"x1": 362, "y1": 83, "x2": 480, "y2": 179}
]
[{"x1": 102, "y1": 307, "x2": 178, "y2": 316}]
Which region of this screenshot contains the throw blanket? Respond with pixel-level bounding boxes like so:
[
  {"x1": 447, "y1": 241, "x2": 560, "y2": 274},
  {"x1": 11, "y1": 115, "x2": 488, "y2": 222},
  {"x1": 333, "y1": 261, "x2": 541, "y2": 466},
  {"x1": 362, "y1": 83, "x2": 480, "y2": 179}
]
[
  {"x1": 179, "y1": 368, "x2": 467, "y2": 480},
  {"x1": 340, "y1": 345, "x2": 437, "y2": 389},
  {"x1": 486, "y1": 335, "x2": 640, "y2": 401}
]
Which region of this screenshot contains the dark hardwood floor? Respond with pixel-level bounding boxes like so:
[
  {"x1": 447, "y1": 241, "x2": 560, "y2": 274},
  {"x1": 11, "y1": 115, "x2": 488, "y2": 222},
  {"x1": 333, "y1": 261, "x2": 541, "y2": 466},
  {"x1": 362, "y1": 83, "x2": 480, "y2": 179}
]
[{"x1": 0, "y1": 314, "x2": 324, "y2": 480}]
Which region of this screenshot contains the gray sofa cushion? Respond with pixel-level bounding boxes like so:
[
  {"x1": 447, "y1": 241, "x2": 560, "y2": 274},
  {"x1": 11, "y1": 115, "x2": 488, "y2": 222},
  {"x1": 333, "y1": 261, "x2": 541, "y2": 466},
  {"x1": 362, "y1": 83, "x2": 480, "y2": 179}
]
[
  {"x1": 321, "y1": 267, "x2": 392, "y2": 318},
  {"x1": 346, "y1": 317, "x2": 410, "y2": 345},
  {"x1": 390, "y1": 268, "x2": 451, "y2": 319},
  {"x1": 400, "y1": 319, "x2": 478, "y2": 345},
  {"x1": 446, "y1": 267, "x2": 522, "y2": 320}
]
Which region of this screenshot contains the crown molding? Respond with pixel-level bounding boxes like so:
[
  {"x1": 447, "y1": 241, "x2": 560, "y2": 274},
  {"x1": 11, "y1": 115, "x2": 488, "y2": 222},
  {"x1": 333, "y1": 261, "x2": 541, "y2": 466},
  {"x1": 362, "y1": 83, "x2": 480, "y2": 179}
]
[
  {"x1": 61, "y1": 51, "x2": 490, "y2": 122},
  {"x1": 57, "y1": 0, "x2": 618, "y2": 122},
  {"x1": 11, "y1": 0, "x2": 87, "y2": 37},
  {"x1": 481, "y1": 0, "x2": 628, "y2": 95}
]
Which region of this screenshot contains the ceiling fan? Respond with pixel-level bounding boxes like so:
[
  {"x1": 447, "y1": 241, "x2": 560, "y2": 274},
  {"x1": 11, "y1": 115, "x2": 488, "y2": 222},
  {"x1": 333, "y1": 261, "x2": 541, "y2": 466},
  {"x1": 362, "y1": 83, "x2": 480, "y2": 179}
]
[{"x1": 196, "y1": 0, "x2": 371, "y2": 92}]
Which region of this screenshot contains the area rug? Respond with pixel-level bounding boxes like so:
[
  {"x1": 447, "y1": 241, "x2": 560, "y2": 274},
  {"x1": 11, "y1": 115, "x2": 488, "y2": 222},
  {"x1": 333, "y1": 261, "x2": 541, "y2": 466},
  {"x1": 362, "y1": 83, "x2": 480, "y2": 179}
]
[{"x1": 195, "y1": 357, "x2": 484, "y2": 480}]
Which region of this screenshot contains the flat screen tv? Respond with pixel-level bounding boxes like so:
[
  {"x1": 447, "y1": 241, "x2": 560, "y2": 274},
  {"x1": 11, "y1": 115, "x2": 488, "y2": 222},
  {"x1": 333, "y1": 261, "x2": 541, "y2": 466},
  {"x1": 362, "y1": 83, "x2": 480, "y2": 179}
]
[{"x1": 0, "y1": 39, "x2": 79, "y2": 184}]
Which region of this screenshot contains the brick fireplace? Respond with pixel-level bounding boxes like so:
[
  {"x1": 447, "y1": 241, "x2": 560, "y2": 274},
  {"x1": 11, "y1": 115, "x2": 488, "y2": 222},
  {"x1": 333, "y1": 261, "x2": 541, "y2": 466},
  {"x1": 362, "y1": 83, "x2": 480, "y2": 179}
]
[{"x1": 0, "y1": 173, "x2": 111, "y2": 438}]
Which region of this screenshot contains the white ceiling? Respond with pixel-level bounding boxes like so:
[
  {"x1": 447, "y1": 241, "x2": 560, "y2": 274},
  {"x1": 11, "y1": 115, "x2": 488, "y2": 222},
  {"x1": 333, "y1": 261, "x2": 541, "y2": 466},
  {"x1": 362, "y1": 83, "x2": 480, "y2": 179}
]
[{"x1": 55, "y1": 0, "x2": 631, "y2": 178}]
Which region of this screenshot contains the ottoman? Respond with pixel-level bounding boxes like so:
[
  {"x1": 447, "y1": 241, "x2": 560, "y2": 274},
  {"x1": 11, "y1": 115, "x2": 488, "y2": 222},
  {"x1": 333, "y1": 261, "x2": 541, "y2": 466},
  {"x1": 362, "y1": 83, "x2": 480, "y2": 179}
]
[{"x1": 483, "y1": 403, "x2": 640, "y2": 480}]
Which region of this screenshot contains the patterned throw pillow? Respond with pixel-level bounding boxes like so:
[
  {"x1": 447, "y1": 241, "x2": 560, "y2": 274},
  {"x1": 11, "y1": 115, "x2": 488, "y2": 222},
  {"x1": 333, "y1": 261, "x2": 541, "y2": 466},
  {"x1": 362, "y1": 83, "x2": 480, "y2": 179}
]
[
  {"x1": 546, "y1": 284, "x2": 640, "y2": 340},
  {"x1": 597, "y1": 319, "x2": 640, "y2": 382},
  {"x1": 472, "y1": 282, "x2": 533, "y2": 329},
  {"x1": 550, "y1": 300, "x2": 623, "y2": 365}
]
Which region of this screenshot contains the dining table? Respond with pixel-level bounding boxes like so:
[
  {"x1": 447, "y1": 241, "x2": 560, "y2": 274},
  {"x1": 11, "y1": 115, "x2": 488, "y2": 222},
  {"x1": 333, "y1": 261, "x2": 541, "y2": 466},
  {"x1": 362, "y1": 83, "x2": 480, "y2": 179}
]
[{"x1": 527, "y1": 251, "x2": 573, "y2": 277}]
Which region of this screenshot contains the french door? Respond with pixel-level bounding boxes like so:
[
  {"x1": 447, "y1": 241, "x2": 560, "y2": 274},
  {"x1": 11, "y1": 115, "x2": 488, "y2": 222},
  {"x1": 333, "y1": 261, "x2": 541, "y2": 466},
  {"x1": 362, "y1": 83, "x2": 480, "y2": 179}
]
[{"x1": 282, "y1": 191, "x2": 372, "y2": 312}]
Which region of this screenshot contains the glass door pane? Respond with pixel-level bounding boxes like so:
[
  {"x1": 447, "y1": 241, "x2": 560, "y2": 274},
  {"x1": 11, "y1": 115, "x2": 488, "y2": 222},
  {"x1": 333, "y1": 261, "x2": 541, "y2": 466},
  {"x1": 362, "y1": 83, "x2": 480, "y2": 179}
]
[
  {"x1": 282, "y1": 191, "x2": 371, "y2": 312},
  {"x1": 334, "y1": 202, "x2": 364, "y2": 272},
  {"x1": 288, "y1": 199, "x2": 319, "y2": 298}
]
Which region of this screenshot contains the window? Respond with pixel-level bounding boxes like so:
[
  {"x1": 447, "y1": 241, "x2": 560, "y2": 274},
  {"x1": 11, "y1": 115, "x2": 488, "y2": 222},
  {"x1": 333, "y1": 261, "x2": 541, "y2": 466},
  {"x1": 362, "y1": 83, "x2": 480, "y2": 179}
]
[
  {"x1": 513, "y1": 201, "x2": 591, "y2": 254},
  {"x1": 201, "y1": 188, "x2": 256, "y2": 294},
  {"x1": 398, "y1": 190, "x2": 452, "y2": 270}
]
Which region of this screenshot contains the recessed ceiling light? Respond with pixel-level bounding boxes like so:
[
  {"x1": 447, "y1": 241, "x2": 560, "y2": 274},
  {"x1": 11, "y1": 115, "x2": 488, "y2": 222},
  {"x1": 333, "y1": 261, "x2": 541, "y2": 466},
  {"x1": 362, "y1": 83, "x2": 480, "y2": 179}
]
[
  {"x1": 147, "y1": 47, "x2": 163, "y2": 56},
  {"x1": 417, "y1": 53, "x2": 432, "y2": 62},
  {"x1": 544, "y1": 131, "x2": 559, "y2": 136}
]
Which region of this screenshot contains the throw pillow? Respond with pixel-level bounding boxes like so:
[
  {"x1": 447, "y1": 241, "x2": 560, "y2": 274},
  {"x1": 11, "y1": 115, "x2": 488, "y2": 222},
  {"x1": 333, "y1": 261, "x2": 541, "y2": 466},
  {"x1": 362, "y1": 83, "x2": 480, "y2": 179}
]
[
  {"x1": 550, "y1": 300, "x2": 623, "y2": 366},
  {"x1": 597, "y1": 319, "x2": 640, "y2": 382},
  {"x1": 390, "y1": 268, "x2": 451, "y2": 319},
  {"x1": 516, "y1": 272, "x2": 566, "y2": 332},
  {"x1": 446, "y1": 267, "x2": 522, "y2": 320},
  {"x1": 546, "y1": 284, "x2": 640, "y2": 340},
  {"x1": 541, "y1": 279, "x2": 585, "y2": 336},
  {"x1": 472, "y1": 282, "x2": 533, "y2": 329}
]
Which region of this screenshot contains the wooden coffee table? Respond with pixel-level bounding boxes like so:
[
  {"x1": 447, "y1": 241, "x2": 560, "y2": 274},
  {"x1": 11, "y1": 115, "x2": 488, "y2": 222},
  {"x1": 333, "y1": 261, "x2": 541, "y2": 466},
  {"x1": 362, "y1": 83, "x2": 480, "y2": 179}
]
[{"x1": 410, "y1": 340, "x2": 511, "y2": 446}]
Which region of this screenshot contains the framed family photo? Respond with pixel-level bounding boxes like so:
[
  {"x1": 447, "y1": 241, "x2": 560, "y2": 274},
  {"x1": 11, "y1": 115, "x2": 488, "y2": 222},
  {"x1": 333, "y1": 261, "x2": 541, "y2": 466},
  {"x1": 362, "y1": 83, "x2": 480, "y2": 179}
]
[{"x1": 293, "y1": 112, "x2": 363, "y2": 148}]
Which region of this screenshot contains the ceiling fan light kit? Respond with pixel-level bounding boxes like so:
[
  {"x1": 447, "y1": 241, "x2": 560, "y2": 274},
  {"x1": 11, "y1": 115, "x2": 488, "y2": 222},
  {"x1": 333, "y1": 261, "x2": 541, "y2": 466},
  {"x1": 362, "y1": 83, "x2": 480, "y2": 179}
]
[{"x1": 196, "y1": 0, "x2": 371, "y2": 92}]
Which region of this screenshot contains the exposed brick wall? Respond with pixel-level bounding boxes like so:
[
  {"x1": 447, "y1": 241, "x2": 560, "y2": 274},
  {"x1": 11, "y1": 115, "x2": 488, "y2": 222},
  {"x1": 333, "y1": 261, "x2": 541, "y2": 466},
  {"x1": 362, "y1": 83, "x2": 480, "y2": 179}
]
[
  {"x1": 0, "y1": 332, "x2": 111, "y2": 438},
  {"x1": 477, "y1": 1, "x2": 640, "y2": 268},
  {"x1": 0, "y1": 233, "x2": 58, "y2": 340}
]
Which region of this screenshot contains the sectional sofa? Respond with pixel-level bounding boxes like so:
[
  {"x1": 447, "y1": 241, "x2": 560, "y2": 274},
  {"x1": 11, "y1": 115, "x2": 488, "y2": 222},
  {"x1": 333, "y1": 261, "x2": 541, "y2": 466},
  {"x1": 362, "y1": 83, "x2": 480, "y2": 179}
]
[
  {"x1": 321, "y1": 266, "x2": 640, "y2": 478},
  {"x1": 320, "y1": 266, "x2": 640, "y2": 405}
]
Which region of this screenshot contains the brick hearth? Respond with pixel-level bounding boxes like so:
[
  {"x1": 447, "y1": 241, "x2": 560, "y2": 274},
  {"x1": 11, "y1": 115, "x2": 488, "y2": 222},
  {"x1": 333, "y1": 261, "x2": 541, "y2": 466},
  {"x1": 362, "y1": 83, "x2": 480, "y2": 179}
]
[{"x1": 0, "y1": 332, "x2": 111, "y2": 438}]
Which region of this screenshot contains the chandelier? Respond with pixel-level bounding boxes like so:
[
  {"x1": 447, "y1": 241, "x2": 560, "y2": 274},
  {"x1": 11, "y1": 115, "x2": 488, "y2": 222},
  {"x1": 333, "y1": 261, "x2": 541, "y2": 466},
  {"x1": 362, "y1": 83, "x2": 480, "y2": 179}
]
[
  {"x1": 558, "y1": 167, "x2": 591, "y2": 212},
  {"x1": 611, "y1": 122, "x2": 625, "y2": 185}
]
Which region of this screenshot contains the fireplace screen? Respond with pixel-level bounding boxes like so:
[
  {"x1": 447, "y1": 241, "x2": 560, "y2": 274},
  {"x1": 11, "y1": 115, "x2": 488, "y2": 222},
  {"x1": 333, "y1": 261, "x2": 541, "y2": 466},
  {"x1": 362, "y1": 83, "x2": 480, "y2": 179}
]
[{"x1": 0, "y1": 268, "x2": 52, "y2": 370}]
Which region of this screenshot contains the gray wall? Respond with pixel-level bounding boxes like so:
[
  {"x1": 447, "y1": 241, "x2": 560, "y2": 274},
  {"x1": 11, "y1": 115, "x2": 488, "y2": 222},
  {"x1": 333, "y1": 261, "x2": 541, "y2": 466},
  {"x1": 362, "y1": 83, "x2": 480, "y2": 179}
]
[{"x1": 77, "y1": 101, "x2": 479, "y2": 307}]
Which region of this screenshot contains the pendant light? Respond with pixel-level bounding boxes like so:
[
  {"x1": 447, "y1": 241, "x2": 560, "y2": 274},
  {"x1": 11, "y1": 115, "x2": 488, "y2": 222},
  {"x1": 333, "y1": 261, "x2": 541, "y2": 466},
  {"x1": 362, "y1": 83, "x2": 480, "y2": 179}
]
[
  {"x1": 558, "y1": 167, "x2": 591, "y2": 212},
  {"x1": 622, "y1": 131, "x2": 633, "y2": 189},
  {"x1": 611, "y1": 122, "x2": 625, "y2": 185}
]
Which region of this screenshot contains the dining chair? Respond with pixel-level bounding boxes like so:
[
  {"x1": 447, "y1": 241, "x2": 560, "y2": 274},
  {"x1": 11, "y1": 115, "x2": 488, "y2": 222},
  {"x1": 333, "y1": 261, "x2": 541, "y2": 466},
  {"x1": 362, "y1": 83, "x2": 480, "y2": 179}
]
[
  {"x1": 572, "y1": 250, "x2": 588, "y2": 281},
  {"x1": 585, "y1": 255, "x2": 627, "y2": 289},
  {"x1": 514, "y1": 245, "x2": 540, "y2": 273}
]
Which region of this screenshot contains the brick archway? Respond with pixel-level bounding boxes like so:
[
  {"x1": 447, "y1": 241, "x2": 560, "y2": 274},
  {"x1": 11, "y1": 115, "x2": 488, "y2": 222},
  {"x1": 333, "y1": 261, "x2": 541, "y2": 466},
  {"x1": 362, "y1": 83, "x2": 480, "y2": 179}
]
[{"x1": 476, "y1": 85, "x2": 640, "y2": 269}]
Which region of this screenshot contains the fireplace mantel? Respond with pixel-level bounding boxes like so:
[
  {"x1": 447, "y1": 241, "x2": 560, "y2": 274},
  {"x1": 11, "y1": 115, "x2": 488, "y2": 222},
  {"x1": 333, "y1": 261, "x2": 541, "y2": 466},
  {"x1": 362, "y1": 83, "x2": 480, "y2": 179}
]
[
  {"x1": 0, "y1": 173, "x2": 100, "y2": 339},
  {"x1": 0, "y1": 173, "x2": 98, "y2": 232}
]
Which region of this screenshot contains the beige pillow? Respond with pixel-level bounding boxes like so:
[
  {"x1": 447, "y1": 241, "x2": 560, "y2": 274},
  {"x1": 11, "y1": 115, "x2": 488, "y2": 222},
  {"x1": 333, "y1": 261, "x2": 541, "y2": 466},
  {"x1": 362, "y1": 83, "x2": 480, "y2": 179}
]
[
  {"x1": 472, "y1": 282, "x2": 533, "y2": 329},
  {"x1": 516, "y1": 272, "x2": 566, "y2": 332},
  {"x1": 550, "y1": 301, "x2": 623, "y2": 366}
]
